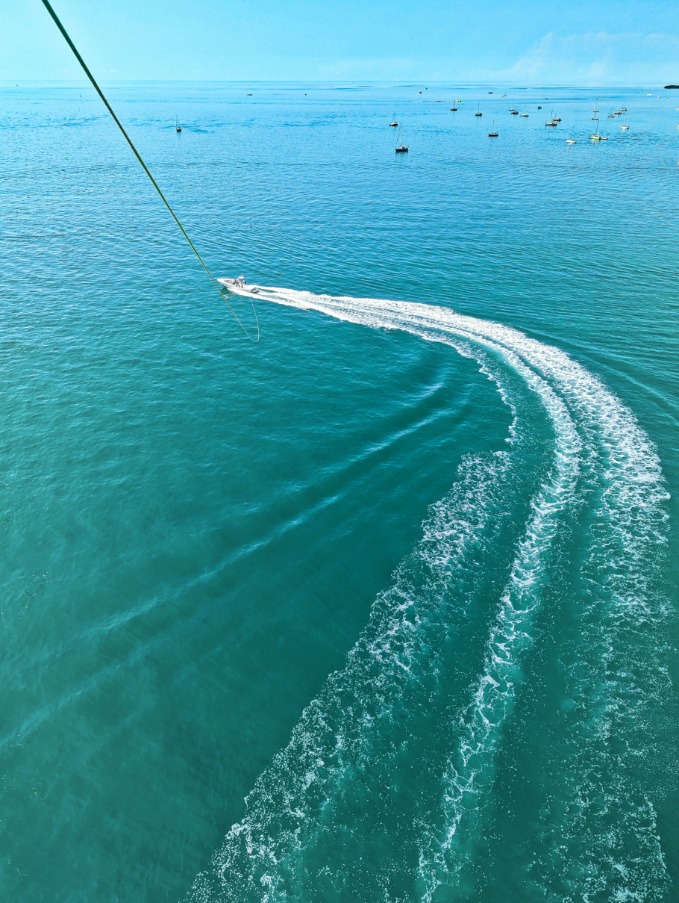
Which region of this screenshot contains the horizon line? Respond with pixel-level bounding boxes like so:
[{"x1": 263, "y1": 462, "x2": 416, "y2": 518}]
[{"x1": 0, "y1": 78, "x2": 671, "y2": 88}]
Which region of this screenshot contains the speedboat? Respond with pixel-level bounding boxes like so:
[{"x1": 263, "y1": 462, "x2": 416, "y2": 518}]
[{"x1": 219, "y1": 276, "x2": 260, "y2": 294}]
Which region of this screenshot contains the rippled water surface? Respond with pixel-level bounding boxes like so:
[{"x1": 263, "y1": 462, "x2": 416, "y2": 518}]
[{"x1": 1, "y1": 82, "x2": 678, "y2": 902}]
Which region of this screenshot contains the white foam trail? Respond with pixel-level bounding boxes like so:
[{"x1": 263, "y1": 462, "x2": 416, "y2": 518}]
[
  {"x1": 192, "y1": 285, "x2": 669, "y2": 901},
  {"x1": 418, "y1": 419, "x2": 580, "y2": 900},
  {"x1": 190, "y1": 448, "x2": 516, "y2": 902}
]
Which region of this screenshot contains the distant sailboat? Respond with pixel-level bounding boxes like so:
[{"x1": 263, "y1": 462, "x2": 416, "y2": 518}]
[
  {"x1": 488, "y1": 122, "x2": 499, "y2": 137},
  {"x1": 175, "y1": 116, "x2": 182, "y2": 133},
  {"x1": 394, "y1": 125, "x2": 408, "y2": 153},
  {"x1": 475, "y1": 104, "x2": 483, "y2": 117},
  {"x1": 389, "y1": 113, "x2": 398, "y2": 127}
]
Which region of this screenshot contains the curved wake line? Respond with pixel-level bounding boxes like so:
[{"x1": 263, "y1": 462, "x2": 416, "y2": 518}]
[{"x1": 191, "y1": 286, "x2": 669, "y2": 902}]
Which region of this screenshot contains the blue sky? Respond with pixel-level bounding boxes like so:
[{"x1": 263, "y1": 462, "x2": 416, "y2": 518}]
[{"x1": 4, "y1": 0, "x2": 679, "y2": 84}]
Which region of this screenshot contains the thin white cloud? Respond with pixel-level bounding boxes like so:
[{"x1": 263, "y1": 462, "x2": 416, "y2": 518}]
[
  {"x1": 498, "y1": 30, "x2": 679, "y2": 85},
  {"x1": 505, "y1": 33, "x2": 556, "y2": 80}
]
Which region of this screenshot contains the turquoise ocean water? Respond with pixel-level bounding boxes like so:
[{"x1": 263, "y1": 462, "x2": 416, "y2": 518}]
[{"x1": 1, "y1": 82, "x2": 678, "y2": 901}]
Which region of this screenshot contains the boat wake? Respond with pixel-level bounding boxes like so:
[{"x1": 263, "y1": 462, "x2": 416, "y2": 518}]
[{"x1": 189, "y1": 286, "x2": 670, "y2": 902}]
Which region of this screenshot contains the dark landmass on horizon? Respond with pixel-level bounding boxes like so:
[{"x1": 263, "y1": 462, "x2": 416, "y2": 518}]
[{"x1": 664, "y1": 84, "x2": 679, "y2": 89}]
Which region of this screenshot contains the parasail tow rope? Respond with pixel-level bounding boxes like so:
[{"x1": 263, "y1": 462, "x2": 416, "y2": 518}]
[{"x1": 40, "y1": 0, "x2": 260, "y2": 342}]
